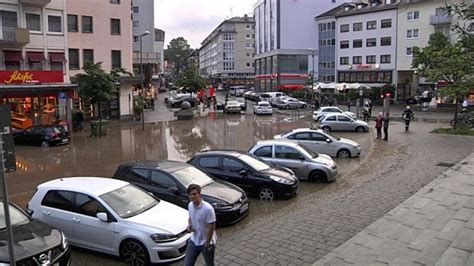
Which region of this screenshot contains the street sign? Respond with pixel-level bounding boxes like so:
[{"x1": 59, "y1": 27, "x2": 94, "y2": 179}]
[
  {"x1": 0, "y1": 105, "x2": 15, "y2": 172},
  {"x1": 59, "y1": 92, "x2": 67, "y2": 99}
]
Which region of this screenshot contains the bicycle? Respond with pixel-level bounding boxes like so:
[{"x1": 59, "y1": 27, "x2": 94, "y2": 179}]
[{"x1": 450, "y1": 111, "x2": 474, "y2": 128}]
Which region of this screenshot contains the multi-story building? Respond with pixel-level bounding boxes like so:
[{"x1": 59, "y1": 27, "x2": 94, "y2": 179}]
[
  {"x1": 0, "y1": 0, "x2": 75, "y2": 130},
  {"x1": 253, "y1": 0, "x2": 348, "y2": 92},
  {"x1": 335, "y1": 1, "x2": 399, "y2": 87},
  {"x1": 67, "y1": 0, "x2": 133, "y2": 119},
  {"x1": 132, "y1": 0, "x2": 164, "y2": 75},
  {"x1": 199, "y1": 16, "x2": 255, "y2": 87}
]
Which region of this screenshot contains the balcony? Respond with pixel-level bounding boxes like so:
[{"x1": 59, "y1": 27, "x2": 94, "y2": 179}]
[
  {"x1": 132, "y1": 52, "x2": 161, "y2": 65},
  {"x1": 0, "y1": 27, "x2": 30, "y2": 46},
  {"x1": 20, "y1": 0, "x2": 51, "y2": 6},
  {"x1": 430, "y1": 14, "x2": 452, "y2": 26}
]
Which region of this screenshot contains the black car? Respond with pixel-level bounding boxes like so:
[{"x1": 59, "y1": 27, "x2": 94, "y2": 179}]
[
  {"x1": 113, "y1": 161, "x2": 249, "y2": 226},
  {"x1": 169, "y1": 95, "x2": 198, "y2": 108},
  {"x1": 0, "y1": 202, "x2": 71, "y2": 265},
  {"x1": 13, "y1": 125, "x2": 70, "y2": 148},
  {"x1": 188, "y1": 150, "x2": 299, "y2": 201}
]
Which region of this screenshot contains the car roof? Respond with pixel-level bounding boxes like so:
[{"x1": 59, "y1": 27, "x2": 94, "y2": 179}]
[
  {"x1": 257, "y1": 101, "x2": 270, "y2": 104},
  {"x1": 289, "y1": 128, "x2": 323, "y2": 133},
  {"x1": 119, "y1": 160, "x2": 189, "y2": 173},
  {"x1": 256, "y1": 139, "x2": 299, "y2": 147},
  {"x1": 38, "y1": 177, "x2": 129, "y2": 196},
  {"x1": 195, "y1": 149, "x2": 246, "y2": 157}
]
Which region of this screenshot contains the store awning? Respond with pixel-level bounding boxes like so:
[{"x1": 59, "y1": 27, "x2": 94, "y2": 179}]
[
  {"x1": 277, "y1": 84, "x2": 305, "y2": 90},
  {"x1": 49, "y1": 53, "x2": 66, "y2": 63},
  {"x1": 4, "y1": 51, "x2": 23, "y2": 62},
  {"x1": 0, "y1": 83, "x2": 77, "y2": 98},
  {"x1": 27, "y1": 52, "x2": 46, "y2": 62}
]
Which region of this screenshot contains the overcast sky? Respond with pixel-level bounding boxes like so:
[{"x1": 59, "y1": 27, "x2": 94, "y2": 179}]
[{"x1": 154, "y1": 0, "x2": 256, "y2": 49}]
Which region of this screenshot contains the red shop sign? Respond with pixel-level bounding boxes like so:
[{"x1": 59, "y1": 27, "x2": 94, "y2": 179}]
[
  {"x1": 356, "y1": 64, "x2": 372, "y2": 69},
  {"x1": 0, "y1": 70, "x2": 64, "y2": 84}
]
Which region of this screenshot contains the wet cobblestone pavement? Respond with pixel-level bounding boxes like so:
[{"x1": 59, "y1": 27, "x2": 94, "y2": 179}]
[{"x1": 7, "y1": 111, "x2": 474, "y2": 265}]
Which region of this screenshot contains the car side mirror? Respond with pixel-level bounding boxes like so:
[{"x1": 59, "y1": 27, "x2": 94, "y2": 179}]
[
  {"x1": 168, "y1": 186, "x2": 179, "y2": 194},
  {"x1": 97, "y1": 212, "x2": 110, "y2": 222},
  {"x1": 326, "y1": 138, "x2": 332, "y2": 143},
  {"x1": 239, "y1": 169, "x2": 248, "y2": 176}
]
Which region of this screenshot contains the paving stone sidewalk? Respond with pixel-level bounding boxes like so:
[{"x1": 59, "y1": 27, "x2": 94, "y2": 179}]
[{"x1": 314, "y1": 153, "x2": 474, "y2": 265}]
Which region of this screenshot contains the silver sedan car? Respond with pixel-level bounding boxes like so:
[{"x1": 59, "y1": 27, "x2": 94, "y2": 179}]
[
  {"x1": 274, "y1": 128, "x2": 362, "y2": 158},
  {"x1": 319, "y1": 113, "x2": 369, "y2": 132},
  {"x1": 248, "y1": 140, "x2": 337, "y2": 182},
  {"x1": 278, "y1": 97, "x2": 308, "y2": 109}
]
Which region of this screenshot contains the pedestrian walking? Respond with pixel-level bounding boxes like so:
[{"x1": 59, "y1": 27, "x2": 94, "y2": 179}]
[
  {"x1": 375, "y1": 112, "x2": 383, "y2": 139},
  {"x1": 383, "y1": 113, "x2": 390, "y2": 141},
  {"x1": 402, "y1": 106, "x2": 414, "y2": 131},
  {"x1": 346, "y1": 99, "x2": 351, "y2": 111},
  {"x1": 76, "y1": 110, "x2": 84, "y2": 131},
  {"x1": 362, "y1": 104, "x2": 370, "y2": 122},
  {"x1": 184, "y1": 184, "x2": 217, "y2": 266}
]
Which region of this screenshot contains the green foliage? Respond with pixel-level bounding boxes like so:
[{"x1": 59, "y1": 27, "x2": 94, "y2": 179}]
[
  {"x1": 76, "y1": 62, "x2": 117, "y2": 106},
  {"x1": 164, "y1": 37, "x2": 192, "y2": 76},
  {"x1": 431, "y1": 127, "x2": 474, "y2": 136},
  {"x1": 133, "y1": 96, "x2": 145, "y2": 115},
  {"x1": 175, "y1": 65, "x2": 206, "y2": 93}
]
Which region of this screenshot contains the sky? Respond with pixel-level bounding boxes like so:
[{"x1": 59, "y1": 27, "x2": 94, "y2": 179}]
[{"x1": 154, "y1": 0, "x2": 256, "y2": 49}]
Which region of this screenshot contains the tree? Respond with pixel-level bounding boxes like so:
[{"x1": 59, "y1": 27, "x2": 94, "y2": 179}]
[
  {"x1": 76, "y1": 62, "x2": 126, "y2": 136},
  {"x1": 412, "y1": 30, "x2": 473, "y2": 128},
  {"x1": 175, "y1": 65, "x2": 206, "y2": 94},
  {"x1": 164, "y1": 37, "x2": 192, "y2": 76}
]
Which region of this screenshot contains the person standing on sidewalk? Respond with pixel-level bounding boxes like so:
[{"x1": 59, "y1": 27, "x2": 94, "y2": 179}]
[
  {"x1": 184, "y1": 184, "x2": 217, "y2": 266},
  {"x1": 375, "y1": 112, "x2": 383, "y2": 139},
  {"x1": 383, "y1": 113, "x2": 390, "y2": 141}
]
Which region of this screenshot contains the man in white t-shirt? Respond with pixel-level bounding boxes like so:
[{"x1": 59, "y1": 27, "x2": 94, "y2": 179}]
[{"x1": 184, "y1": 184, "x2": 217, "y2": 266}]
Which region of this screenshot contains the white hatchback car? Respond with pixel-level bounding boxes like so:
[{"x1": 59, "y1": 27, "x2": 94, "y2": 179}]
[
  {"x1": 254, "y1": 101, "x2": 273, "y2": 115},
  {"x1": 313, "y1": 107, "x2": 356, "y2": 121},
  {"x1": 28, "y1": 177, "x2": 191, "y2": 265}
]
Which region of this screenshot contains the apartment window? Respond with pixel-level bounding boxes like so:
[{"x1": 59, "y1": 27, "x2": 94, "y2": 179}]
[
  {"x1": 111, "y1": 50, "x2": 121, "y2": 69},
  {"x1": 353, "y1": 56, "x2": 362, "y2": 64},
  {"x1": 67, "y1": 14, "x2": 78, "y2": 32},
  {"x1": 133, "y1": 21, "x2": 139, "y2": 28},
  {"x1": 246, "y1": 43, "x2": 252, "y2": 49},
  {"x1": 246, "y1": 24, "x2": 250, "y2": 29},
  {"x1": 367, "y1": 21, "x2": 376, "y2": 30},
  {"x1": 83, "y1": 49, "x2": 94, "y2": 65},
  {"x1": 27, "y1": 52, "x2": 44, "y2": 70},
  {"x1": 246, "y1": 53, "x2": 251, "y2": 57},
  {"x1": 246, "y1": 62, "x2": 251, "y2": 67},
  {"x1": 366, "y1": 38, "x2": 376, "y2": 47},
  {"x1": 381, "y1": 37, "x2": 391, "y2": 46},
  {"x1": 353, "y1": 22, "x2": 362, "y2": 32},
  {"x1": 407, "y1": 11, "x2": 420, "y2": 20},
  {"x1": 223, "y1": 62, "x2": 234, "y2": 70},
  {"x1": 381, "y1": 19, "x2": 392, "y2": 28},
  {"x1": 48, "y1": 15, "x2": 62, "y2": 33},
  {"x1": 133, "y1": 36, "x2": 138, "y2": 42},
  {"x1": 366, "y1": 55, "x2": 376, "y2": 64},
  {"x1": 111, "y1": 19, "x2": 121, "y2": 35},
  {"x1": 223, "y1": 33, "x2": 234, "y2": 41},
  {"x1": 246, "y1": 34, "x2": 251, "y2": 39},
  {"x1": 110, "y1": 0, "x2": 120, "y2": 3},
  {"x1": 132, "y1": 6, "x2": 139, "y2": 13},
  {"x1": 340, "y1": 57, "x2": 349, "y2": 65},
  {"x1": 406, "y1": 29, "x2": 419, "y2": 39},
  {"x1": 340, "y1": 40, "x2": 349, "y2": 49},
  {"x1": 406, "y1": 47, "x2": 413, "y2": 56},
  {"x1": 82, "y1": 16, "x2": 93, "y2": 33},
  {"x1": 380, "y1": 54, "x2": 391, "y2": 63},
  {"x1": 26, "y1": 13, "x2": 41, "y2": 31},
  {"x1": 353, "y1": 39, "x2": 363, "y2": 48},
  {"x1": 340, "y1": 24, "x2": 349, "y2": 33},
  {"x1": 68, "y1": 49, "x2": 79, "y2": 70}
]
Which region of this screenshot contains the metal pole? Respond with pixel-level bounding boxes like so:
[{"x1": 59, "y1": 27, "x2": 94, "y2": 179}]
[
  {"x1": 311, "y1": 51, "x2": 315, "y2": 104},
  {"x1": 0, "y1": 134, "x2": 15, "y2": 265},
  {"x1": 140, "y1": 35, "x2": 145, "y2": 131}
]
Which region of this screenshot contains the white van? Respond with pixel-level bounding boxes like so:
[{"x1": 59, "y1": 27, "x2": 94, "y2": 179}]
[
  {"x1": 260, "y1": 92, "x2": 288, "y2": 102},
  {"x1": 229, "y1": 86, "x2": 247, "y2": 97}
]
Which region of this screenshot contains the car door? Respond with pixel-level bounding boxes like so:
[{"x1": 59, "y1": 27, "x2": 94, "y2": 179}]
[
  {"x1": 39, "y1": 190, "x2": 75, "y2": 241},
  {"x1": 196, "y1": 156, "x2": 223, "y2": 180},
  {"x1": 122, "y1": 168, "x2": 150, "y2": 191},
  {"x1": 252, "y1": 145, "x2": 275, "y2": 164},
  {"x1": 18, "y1": 127, "x2": 35, "y2": 145},
  {"x1": 274, "y1": 145, "x2": 308, "y2": 178},
  {"x1": 72, "y1": 192, "x2": 116, "y2": 253},
  {"x1": 288, "y1": 132, "x2": 315, "y2": 151},
  {"x1": 221, "y1": 157, "x2": 254, "y2": 192},
  {"x1": 323, "y1": 115, "x2": 338, "y2": 130},
  {"x1": 337, "y1": 115, "x2": 353, "y2": 131},
  {"x1": 32, "y1": 126, "x2": 47, "y2": 145},
  {"x1": 311, "y1": 132, "x2": 336, "y2": 156},
  {"x1": 149, "y1": 170, "x2": 188, "y2": 207}
]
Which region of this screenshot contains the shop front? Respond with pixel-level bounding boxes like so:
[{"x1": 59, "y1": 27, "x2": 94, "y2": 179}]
[{"x1": 0, "y1": 70, "x2": 77, "y2": 130}]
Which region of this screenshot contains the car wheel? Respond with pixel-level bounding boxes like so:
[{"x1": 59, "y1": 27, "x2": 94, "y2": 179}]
[
  {"x1": 120, "y1": 239, "x2": 150, "y2": 266},
  {"x1": 285, "y1": 105, "x2": 290, "y2": 110},
  {"x1": 258, "y1": 187, "x2": 275, "y2": 201},
  {"x1": 322, "y1": 126, "x2": 331, "y2": 132},
  {"x1": 356, "y1": 126, "x2": 365, "y2": 132},
  {"x1": 302, "y1": 104, "x2": 307, "y2": 109},
  {"x1": 309, "y1": 170, "x2": 328, "y2": 183},
  {"x1": 41, "y1": 141, "x2": 50, "y2": 148},
  {"x1": 337, "y1": 149, "x2": 351, "y2": 159}
]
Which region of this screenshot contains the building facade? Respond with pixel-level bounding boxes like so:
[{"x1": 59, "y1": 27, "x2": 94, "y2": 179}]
[
  {"x1": 132, "y1": 0, "x2": 164, "y2": 75},
  {"x1": 254, "y1": 0, "x2": 349, "y2": 92},
  {"x1": 335, "y1": 1, "x2": 399, "y2": 87},
  {"x1": 67, "y1": 0, "x2": 133, "y2": 119},
  {"x1": 0, "y1": 0, "x2": 76, "y2": 130},
  {"x1": 199, "y1": 16, "x2": 255, "y2": 87}
]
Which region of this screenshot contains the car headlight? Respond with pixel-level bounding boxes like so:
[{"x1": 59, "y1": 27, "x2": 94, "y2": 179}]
[
  {"x1": 269, "y1": 175, "x2": 294, "y2": 185},
  {"x1": 150, "y1": 233, "x2": 178, "y2": 243},
  {"x1": 212, "y1": 202, "x2": 233, "y2": 210},
  {"x1": 61, "y1": 232, "x2": 68, "y2": 250}
]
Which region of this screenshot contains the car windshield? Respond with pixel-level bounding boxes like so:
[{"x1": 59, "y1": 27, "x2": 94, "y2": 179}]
[
  {"x1": 0, "y1": 204, "x2": 29, "y2": 230},
  {"x1": 227, "y1": 101, "x2": 239, "y2": 105},
  {"x1": 298, "y1": 143, "x2": 319, "y2": 158},
  {"x1": 100, "y1": 184, "x2": 158, "y2": 219},
  {"x1": 239, "y1": 154, "x2": 271, "y2": 171},
  {"x1": 324, "y1": 132, "x2": 341, "y2": 141},
  {"x1": 173, "y1": 166, "x2": 213, "y2": 188},
  {"x1": 259, "y1": 103, "x2": 270, "y2": 107}
]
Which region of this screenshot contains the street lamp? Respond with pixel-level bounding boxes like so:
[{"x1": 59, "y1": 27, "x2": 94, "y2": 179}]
[
  {"x1": 308, "y1": 48, "x2": 317, "y2": 104},
  {"x1": 139, "y1": 30, "x2": 150, "y2": 130}
]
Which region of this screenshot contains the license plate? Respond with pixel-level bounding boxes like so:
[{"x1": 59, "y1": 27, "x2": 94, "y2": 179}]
[{"x1": 240, "y1": 203, "x2": 249, "y2": 213}]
